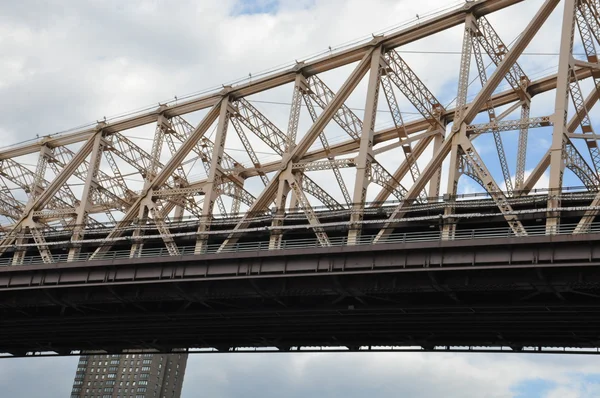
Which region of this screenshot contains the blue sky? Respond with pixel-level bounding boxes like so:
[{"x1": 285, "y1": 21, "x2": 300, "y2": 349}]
[
  {"x1": 513, "y1": 378, "x2": 558, "y2": 398},
  {"x1": 233, "y1": 0, "x2": 280, "y2": 15}
]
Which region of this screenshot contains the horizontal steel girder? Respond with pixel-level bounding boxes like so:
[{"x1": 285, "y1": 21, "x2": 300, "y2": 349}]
[{"x1": 2, "y1": 234, "x2": 600, "y2": 355}]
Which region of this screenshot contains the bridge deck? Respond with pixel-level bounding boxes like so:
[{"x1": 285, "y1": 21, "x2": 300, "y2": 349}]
[{"x1": 1, "y1": 229, "x2": 600, "y2": 357}]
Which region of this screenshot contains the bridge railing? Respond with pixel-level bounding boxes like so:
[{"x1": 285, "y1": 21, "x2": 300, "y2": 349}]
[{"x1": 1, "y1": 222, "x2": 599, "y2": 266}]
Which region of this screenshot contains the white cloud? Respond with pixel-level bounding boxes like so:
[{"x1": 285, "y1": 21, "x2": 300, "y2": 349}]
[{"x1": 177, "y1": 352, "x2": 600, "y2": 398}]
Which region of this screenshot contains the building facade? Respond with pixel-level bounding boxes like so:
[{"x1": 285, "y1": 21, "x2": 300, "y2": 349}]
[{"x1": 70, "y1": 353, "x2": 188, "y2": 398}]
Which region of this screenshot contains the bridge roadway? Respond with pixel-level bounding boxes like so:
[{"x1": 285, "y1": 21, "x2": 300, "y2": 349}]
[
  {"x1": 1, "y1": 212, "x2": 600, "y2": 356},
  {"x1": 0, "y1": 190, "x2": 596, "y2": 261}
]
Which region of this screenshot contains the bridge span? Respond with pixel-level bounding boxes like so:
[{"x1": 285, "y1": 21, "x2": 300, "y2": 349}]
[{"x1": 2, "y1": 214, "x2": 600, "y2": 357}]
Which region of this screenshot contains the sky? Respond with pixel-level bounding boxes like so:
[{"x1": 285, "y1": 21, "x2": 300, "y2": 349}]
[
  {"x1": 2, "y1": 0, "x2": 600, "y2": 397},
  {"x1": 3, "y1": 351, "x2": 600, "y2": 397}
]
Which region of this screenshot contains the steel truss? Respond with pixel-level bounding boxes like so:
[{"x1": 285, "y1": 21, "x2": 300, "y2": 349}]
[{"x1": 1, "y1": 0, "x2": 600, "y2": 263}]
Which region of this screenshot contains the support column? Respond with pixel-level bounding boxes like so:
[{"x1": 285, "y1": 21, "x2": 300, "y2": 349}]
[
  {"x1": 12, "y1": 145, "x2": 52, "y2": 264},
  {"x1": 129, "y1": 206, "x2": 149, "y2": 258},
  {"x1": 68, "y1": 131, "x2": 105, "y2": 261},
  {"x1": 288, "y1": 173, "x2": 301, "y2": 210},
  {"x1": 30, "y1": 145, "x2": 51, "y2": 201},
  {"x1": 515, "y1": 102, "x2": 531, "y2": 191},
  {"x1": 269, "y1": 75, "x2": 307, "y2": 248},
  {"x1": 429, "y1": 132, "x2": 444, "y2": 199},
  {"x1": 443, "y1": 15, "x2": 474, "y2": 240},
  {"x1": 129, "y1": 117, "x2": 168, "y2": 258},
  {"x1": 547, "y1": 0, "x2": 577, "y2": 234},
  {"x1": 442, "y1": 133, "x2": 462, "y2": 240},
  {"x1": 348, "y1": 47, "x2": 383, "y2": 245},
  {"x1": 269, "y1": 177, "x2": 290, "y2": 250},
  {"x1": 195, "y1": 96, "x2": 232, "y2": 253}
]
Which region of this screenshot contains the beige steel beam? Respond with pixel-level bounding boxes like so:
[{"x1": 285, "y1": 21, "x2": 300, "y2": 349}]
[
  {"x1": 68, "y1": 132, "x2": 106, "y2": 261},
  {"x1": 518, "y1": 87, "x2": 600, "y2": 195},
  {"x1": 268, "y1": 76, "x2": 307, "y2": 249},
  {"x1": 444, "y1": 15, "x2": 476, "y2": 239},
  {"x1": 219, "y1": 48, "x2": 377, "y2": 251},
  {"x1": 302, "y1": 92, "x2": 352, "y2": 206},
  {"x1": 547, "y1": 0, "x2": 577, "y2": 234},
  {"x1": 428, "y1": 132, "x2": 444, "y2": 199},
  {"x1": 348, "y1": 48, "x2": 383, "y2": 245},
  {"x1": 90, "y1": 101, "x2": 222, "y2": 259},
  {"x1": 181, "y1": 67, "x2": 592, "y2": 204},
  {"x1": 380, "y1": 73, "x2": 423, "y2": 188},
  {"x1": 287, "y1": 173, "x2": 331, "y2": 246},
  {"x1": 375, "y1": 0, "x2": 559, "y2": 242},
  {"x1": 0, "y1": 126, "x2": 104, "y2": 257},
  {"x1": 195, "y1": 98, "x2": 233, "y2": 253},
  {"x1": 3, "y1": 0, "x2": 598, "y2": 264},
  {"x1": 471, "y1": 25, "x2": 517, "y2": 193},
  {"x1": 0, "y1": 0, "x2": 523, "y2": 162}
]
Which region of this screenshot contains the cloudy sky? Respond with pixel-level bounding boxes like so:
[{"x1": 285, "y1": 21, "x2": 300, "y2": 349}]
[
  {"x1": 3, "y1": 351, "x2": 600, "y2": 397},
  {"x1": 2, "y1": 0, "x2": 600, "y2": 397}
]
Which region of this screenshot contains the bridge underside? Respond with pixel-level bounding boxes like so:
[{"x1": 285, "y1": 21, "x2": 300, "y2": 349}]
[{"x1": 2, "y1": 234, "x2": 600, "y2": 356}]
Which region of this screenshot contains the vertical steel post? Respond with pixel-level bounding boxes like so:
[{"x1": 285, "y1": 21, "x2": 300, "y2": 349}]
[
  {"x1": 547, "y1": 0, "x2": 577, "y2": 234},
  {"x1": 348, "y1": 47, "x2": 383, "y2": 245},
  {"x1": 68, "y1": 131, "x2": 105, "y2": 261},
  {"x1": 195, "y1": 96, "x2": 232, "y2": 253}
]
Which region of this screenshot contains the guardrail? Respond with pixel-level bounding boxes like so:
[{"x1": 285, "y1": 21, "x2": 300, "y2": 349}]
[{"x1": 2, "y1": 222, "x2": 600, "y2": 266}]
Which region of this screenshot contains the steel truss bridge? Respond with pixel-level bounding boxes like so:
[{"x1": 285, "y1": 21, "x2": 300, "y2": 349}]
[{"x1": 3, "y1": 0, "x2": 600, "y2": 357}]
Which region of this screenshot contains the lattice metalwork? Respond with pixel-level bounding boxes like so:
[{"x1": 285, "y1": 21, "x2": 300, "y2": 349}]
[{"x1": 0, "y1": 0, "x2": 599, "y2": 264}]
